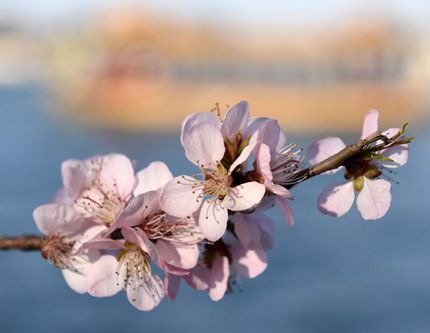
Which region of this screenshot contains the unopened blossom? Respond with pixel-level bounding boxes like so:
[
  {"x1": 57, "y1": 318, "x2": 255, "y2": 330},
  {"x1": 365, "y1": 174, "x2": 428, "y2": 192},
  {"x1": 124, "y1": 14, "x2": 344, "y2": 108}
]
[
  {"x1": 85, "y1": 226, "x2": 165, "y2": 311},
  {"x1": 33, "y1": 203, "x2": 104, "y2": 293},
  {"x1": 58, "y1": 153, "x2": 136, "y2": 226},
  {"x1": 160, "y1": 102, "x2": 266, "y2": 242},
  {"x1": 307, "y1": 110, "x2": 409, "y2": 220}
]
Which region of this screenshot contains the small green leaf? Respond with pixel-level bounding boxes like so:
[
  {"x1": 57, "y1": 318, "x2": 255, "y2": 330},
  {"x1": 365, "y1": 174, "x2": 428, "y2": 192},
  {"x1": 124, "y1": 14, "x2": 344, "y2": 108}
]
[{"x1": 370, "y1": 153, "x2": 394, "y2": 162}]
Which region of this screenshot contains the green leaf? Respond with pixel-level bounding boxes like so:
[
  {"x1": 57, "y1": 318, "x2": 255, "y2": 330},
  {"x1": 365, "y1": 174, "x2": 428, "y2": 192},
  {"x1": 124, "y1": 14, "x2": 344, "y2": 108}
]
[{"x1": 370, "y1": 153, "x2": 394, "y2": 162}]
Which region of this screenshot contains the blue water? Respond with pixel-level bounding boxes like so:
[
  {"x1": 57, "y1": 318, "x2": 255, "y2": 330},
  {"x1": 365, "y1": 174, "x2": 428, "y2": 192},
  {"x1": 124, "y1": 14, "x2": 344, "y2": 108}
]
[{"x1": 0, "y1": 86, "x2": 429, "y2": 333}]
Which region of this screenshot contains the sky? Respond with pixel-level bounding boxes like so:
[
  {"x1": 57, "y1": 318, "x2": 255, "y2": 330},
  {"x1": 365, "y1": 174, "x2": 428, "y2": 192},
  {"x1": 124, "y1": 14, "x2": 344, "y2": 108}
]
[{"x1": 1, "y1": 0, "x2": 430, "y2": 33}]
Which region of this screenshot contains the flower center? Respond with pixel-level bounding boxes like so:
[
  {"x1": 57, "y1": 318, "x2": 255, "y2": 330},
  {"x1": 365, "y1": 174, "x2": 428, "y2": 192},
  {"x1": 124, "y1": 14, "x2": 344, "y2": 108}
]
[
  {"x1": 140, "y1": 212, "x2": 201, "y2": 245},
  {"x1": 74, "y1": 177, "x2": 124, "y2": 225},
  {"x1": 344, "y1": 158, "x2": 381, "y2": 180},
  {"x1": 202, "y1": 165, "x2": 231, "y2": 199},
  {"x1": 270, "y1": 144, "x2": 304, "y2": 186},
  {"x1": 116, "y1": 242, "x2": 151, "y2": 290},
  {"x1": 41, "y1": 234, "x2": 77, "y2": 271}
]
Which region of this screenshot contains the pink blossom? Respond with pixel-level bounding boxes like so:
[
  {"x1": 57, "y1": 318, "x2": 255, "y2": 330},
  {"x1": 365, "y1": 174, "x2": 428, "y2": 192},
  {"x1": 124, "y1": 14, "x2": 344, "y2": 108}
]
[
  {"x1": 33, "y1": 203, "x2": 105, "y2": 293},
  {"x1": 85, "y1": 226, "x2": 165, "y2": 311},
  {"x1": 59, "y1": 153, "x2": 136, "y2": 226},
  {"x1": 181, "y1": 239, "x2": 268, "y2": 301},
  {"x1": 160, "y1": 102, "x2": 266, "y2": 242},
  {"x1": 252, "y1": 120, "x2": 304, "y2": 225},
  {"x1": 307, "y1": 110, "x2": 409, "y2": 220}
]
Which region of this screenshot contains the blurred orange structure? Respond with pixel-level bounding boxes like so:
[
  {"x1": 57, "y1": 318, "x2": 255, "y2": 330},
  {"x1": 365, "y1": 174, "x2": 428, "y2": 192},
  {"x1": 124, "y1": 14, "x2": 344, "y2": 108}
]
[{"x1": 47, "y1": 10, "x2": 429, "y2": 132}]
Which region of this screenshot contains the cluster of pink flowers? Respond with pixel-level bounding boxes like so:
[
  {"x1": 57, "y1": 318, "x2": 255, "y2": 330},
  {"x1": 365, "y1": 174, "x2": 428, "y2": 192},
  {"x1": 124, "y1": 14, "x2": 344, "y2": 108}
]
[{"x1": 33, "y1": 102, "x2": 410, "y2": 311}]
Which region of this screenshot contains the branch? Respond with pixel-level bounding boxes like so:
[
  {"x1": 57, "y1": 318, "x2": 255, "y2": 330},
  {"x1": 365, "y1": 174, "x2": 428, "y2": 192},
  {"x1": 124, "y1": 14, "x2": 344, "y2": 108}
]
[
  {"x1": 0, "y1": 131, "x2": 398, "y2": 252},
  {"x1": 0, "y1": 235, "x2": 42, "y2": 251},
  {"x1": 289, "y1": 131, "x2": 384, "y2": 187}
]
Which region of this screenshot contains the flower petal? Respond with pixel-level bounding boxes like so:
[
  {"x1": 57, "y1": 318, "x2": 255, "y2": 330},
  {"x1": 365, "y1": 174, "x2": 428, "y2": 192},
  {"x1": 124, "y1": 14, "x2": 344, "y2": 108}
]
[
  {"x1": 221, "y1": 101, "x2": 249, "y2": 142},
  {"x1": 100, "y1": 154, "x2": 136, "y2": 200},
  {"x1": 181, "y1": 112, "x2": 221, "y2": 145},
  {"x1": 209, "y1": 255, "x2": 229, "y2": 302},
  {"x1": 62, "y1": 269, "x2": 87, "y2": 294},
  {"x1": 361, "y1": 109, "x2": 379, "y2": 139},
  {"x1": 317, "y1": 182, "x2": 355, "y2": 217},
  {"x1": 198, "y1": 199, "x2": 228, "y2": 241},
  {"x1": 156, "y1": 240, "x2": 199, "y2": 270},
  {"x1": 223, "y1": 181, "x2": 266, "y2": 212},
  {"x1": 356, "y1": 178, "x2": 391, "y2": 220},
  {"x1": 127, "y1": 273, "x2": 164, "y2": 311},
  {"x1": 231, "y1": 213, "x2": 261, "y2": 249},
  {"x1": 159, "y1": 176, "x2": 203, "y2": 218},
  {"x1": 61, "y1": 159, "x2": 89, "y2": 199},
  {"x1": 258, "y1": 119, "x2": 281, "y2": 151},
  {"x1": 307, "y1": 136, "x2": 346, "y2": 173},
  {"x1": 183, "y1": 123, "x2": 225, "y2": 168},
  {"x1": 164, "y1": 273, "x2": 180, "y2": 300},
  {"x1": 134, "y1": 161, "x2": 173, "y2": 196},
  {"x1": 380, "y1": 145, "x2": 408, "y2": 168},
  {"x1": 184, "y1": 265, "x2": 210, "y2": 291},
  {"x1": 232, "y1": 245, "x2": 267, "y2": 279},
  {"x1": 228, "y1": 131, "x2": 258, "y2": 174},
  {"x1": 86, "y1": 255, "x2": 123, "y2": 297},
  {"x1": 33, "y1": 203, "x2": 83, "y2": 236},
  {"x1": 274, "y1": 196, "x2": 295, "y2": 226},
  {"x1": 119, "y1": 191, "x2": 159, "y2": 227}
]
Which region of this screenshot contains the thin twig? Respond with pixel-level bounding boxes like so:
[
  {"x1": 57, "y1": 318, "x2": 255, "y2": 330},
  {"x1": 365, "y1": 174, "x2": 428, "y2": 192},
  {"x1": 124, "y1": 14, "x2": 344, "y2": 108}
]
[{"x1": 0, "y1": 235, "x2": 42, "y2": 251}]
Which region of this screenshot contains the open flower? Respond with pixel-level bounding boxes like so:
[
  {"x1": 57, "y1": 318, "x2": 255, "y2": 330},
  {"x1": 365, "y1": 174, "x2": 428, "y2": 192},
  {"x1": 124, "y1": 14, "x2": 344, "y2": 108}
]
[
  {"x1": 117, "y1": 161, "x2": 203, "y2": 273},
  {"x1": 308, "y1": 110, "x2": 409, "y2": 220},
  {"x1": 252, "y1": 120, "x2": 304, "y2": 225},
  {"x1": 33, "y1": 203, "x2": 104, "y2": 293},
  {"x1": 180, "y1": 238, "x2": 268, "y2": 301},
  {"x1": 160, "y1": 102, "x2": 265, "y2": 242},
  {"x1": 59, "y1": 153, "x2": 136, "y2": 226},
  {"x1": 85, "y1": 226, "x2": 165, "y2": 311}
]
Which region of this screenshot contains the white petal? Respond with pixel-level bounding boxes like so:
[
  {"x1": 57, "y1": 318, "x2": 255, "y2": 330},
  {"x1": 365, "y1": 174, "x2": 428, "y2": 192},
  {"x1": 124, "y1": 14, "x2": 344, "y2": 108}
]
[
  {"x1": 307, "y1": 137, "x2": 346, "y2": 174},
  {"x1": 159, "y1": 176, "x2": 203, "y2": 218},
  {"x1": 181, "y1": 112, "x2": 221, "y2": 145},
  {"x1": 209, "y1": 255, "x2": 229, "y2": 302},
  {"x1": 33, "y1": 203, "x2": 83, "y2": 236},
  {"x1": 198, "y1": 199, "x2": 228, "y2": 241},
  {"x1": 119, "y1": 191, "x2": 159, "y2": 227},
  {"x1": 275, "y1": 196, "x2": 295, "y2": 226},
  {"x1": 231, "y1": 213, "x2": 261, "y2": 248},
  {"x1": 258, "y1": 119, "x2": 281, "y2": 151},
  {"x1": 317, "y1": 182, "x2": 355, "y2": 217},
  {"x1": 361, "y1": 109, "x2": 379, "y2": 139},
  {"x1": 134, "y1": 161, "x2": 173, "y2": 196},
  {"x1": 86, "y1": 255, "x2": 123, "y2": 297},
  {"x1": 99, "y1": 153, "x2": 136, "y2": 200},
  {"x1": 380, "y1": 145, "x2": 408, "y2": 168},
  {"x1": 221, "y1": 100, "x2": 249, "y2": 142},
  {"x1": 183, "y1": 123, "x2": 225, "y2": 168},
  {"x1": 127, "y1": 273, "x2": 164, "y2": 311},
  {"x1": 61, "y1": 159, "x2": 89, "y2": 199},
  {"x1": 62, "y1": 269, "x2": 87, "y2": 294},
  {"x1": 223, "y1": 182, "x2": 266, "y2": 212},
  {"x1": 232, "y1": 245, "x2": 267, "y2": 279},
  {"x1": 356, "y1": 178, "x2": 391, "y2": 220},
  {"x1": 156, "y1": 240, "x2": 199, "y2": 270}
]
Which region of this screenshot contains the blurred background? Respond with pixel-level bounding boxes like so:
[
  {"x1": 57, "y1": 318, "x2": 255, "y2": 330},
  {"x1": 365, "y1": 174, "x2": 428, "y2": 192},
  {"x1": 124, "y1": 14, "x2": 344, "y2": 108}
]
[{"x1": 0, "y1": 1, "x2": 429, "y2": 332}]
